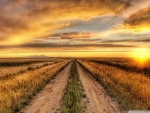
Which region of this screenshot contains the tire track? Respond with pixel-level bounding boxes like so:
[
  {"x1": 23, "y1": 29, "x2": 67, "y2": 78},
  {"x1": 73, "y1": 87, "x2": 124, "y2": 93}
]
[
  {"x1": 18, "y1": 62, "x2": 72, "y2": 113},
  {"x1": 76, "y1": 62, "x2": 125, "y2": 113}
]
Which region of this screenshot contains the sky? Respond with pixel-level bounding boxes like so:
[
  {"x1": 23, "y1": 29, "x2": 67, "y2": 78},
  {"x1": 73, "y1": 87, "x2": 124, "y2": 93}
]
[{"x1": 0, "y1": 0, "x2": 150, "y2": 57}]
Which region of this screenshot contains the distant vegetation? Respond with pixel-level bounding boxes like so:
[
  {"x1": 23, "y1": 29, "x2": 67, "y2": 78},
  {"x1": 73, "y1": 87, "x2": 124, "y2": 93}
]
[{"x1": 0, "y1": 61, "x2": 48, "y2": 67}]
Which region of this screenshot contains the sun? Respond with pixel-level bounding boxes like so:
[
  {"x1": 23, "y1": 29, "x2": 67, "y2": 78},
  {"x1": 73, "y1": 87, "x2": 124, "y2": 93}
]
[
  {"x1": 140, "y1": 55, "x2": 144, "y2": 59},
  {"x1": 132, "y1": 48, "x2": 150, "y2": 67},
  {"x1": 139, "y1": 55, "x2": 146, "y2": 63},
  {"x1": 140, "y1": 55, "x2": 144, "y2": 58}
]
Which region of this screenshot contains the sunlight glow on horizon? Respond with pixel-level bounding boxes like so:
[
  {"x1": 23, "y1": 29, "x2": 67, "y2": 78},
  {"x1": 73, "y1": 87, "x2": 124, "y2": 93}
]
[{"x1": 131, "y1": 48, "x2": 150, "y2": 67}]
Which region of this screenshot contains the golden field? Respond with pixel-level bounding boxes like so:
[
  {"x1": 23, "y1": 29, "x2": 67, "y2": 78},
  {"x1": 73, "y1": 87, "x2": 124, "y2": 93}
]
[
  {"x1": 0, "y1": 58, "x2": 70, "y2": 113},
  {"x1": 78, "y1": 58, "x2": 150, "y2": 110},
  {"x1": 0, "y1": 62, "x2": 54, "y2": 78}
]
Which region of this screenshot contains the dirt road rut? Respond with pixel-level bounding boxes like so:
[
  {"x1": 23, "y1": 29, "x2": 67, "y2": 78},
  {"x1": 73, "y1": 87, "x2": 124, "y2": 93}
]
[
  {"x1": 19, "y1": 63, "x2": 71, "y2": 113},
  {"x1": 77, "y1": 62, "x2": 124, "y2": 113}
]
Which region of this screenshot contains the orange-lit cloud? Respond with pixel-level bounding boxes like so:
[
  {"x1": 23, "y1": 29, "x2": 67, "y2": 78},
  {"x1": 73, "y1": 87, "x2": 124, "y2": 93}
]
[
  {"x1": 123, "y1": 6, "x2": 150, "y2": 30},
  {"x1": 0, "y1": 0, "x2": 130, "y2": 45},
  {"x1": 46, "y1": 32, "x2": 94, "y2": 39}
]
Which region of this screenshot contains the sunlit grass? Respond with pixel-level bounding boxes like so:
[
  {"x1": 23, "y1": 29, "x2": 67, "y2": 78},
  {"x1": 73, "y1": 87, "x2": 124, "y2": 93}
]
[
  {"x1": 0, "y1": 61, "x2": 69, "y2": 113},
  {"x1": 78, "y1": 60, "x2": 150, "y2": 110},
  {"x1": 0, "y1": 62, "x2": 54, "y2": 79}
]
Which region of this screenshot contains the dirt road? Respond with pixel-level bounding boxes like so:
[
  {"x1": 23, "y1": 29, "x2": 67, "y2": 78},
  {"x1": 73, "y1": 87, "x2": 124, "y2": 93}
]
[
  {"x1": 77, "y1": 62, "x2": 125, "y2": 113},
  {"x1": 19, "y1": 63, "x2": 71, "y2": 113}
]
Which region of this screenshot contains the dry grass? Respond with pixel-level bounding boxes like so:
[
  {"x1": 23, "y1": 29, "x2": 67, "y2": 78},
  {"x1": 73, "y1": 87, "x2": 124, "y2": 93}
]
[
  {"x1": 78, "y1": 60, "x2": 150, "y2": 110},
  {"x1": 0, "y1": 62, "x2": 54, "y2": 78},
  {"x1": 90, "y1": 58, "x2": 150, "y2": 75},
  {"x1": 0, "y1": 60, "x2": 70, "y2": 113}
]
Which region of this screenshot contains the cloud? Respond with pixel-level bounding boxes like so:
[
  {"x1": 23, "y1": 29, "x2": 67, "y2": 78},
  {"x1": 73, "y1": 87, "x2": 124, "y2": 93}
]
[
  {"x1": 0, "y1": 0, "x2": 131, "y2": 44},
  {"x1": 123, "y1": 6, "x2": 150, "y2": 30},
  {"x1": 61, "y1": 32, "x2": 92, "y2": 39},
  {"x1": 0, "y1": 41, "x2": 137, "y2": 50},
  {"x1": 0, "y1": 16, "x2": 29, "y2": 38},
  {"x1": 103, "y1": 38, "x2": 150, "y2": 43},
  {"x1": 37, "y1": 32, "x2": 96, "y2": 39},
  {"x1": 21, "y1": 43, "x2": 136, "y2": 48},
  {"x1": 121, "y1": 0, "x2": 150, "y2": 18}
]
